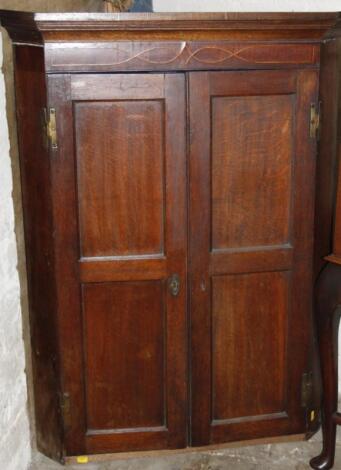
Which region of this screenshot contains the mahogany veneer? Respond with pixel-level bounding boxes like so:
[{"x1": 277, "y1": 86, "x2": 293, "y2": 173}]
[{"x1": 1, "y1": 10, "x2": 341, "y2": 465}]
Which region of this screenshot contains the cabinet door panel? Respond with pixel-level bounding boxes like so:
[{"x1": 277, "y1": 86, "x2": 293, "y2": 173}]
[
  {"x1": 189, "y1": 70, "x2": 318, "y2": 445},
  {"x1": 48, "y1": 74, "x2": 187, "y2": 455},
  {"x1": 83, "y1": 281, "x2": 165, "y2": 431},
  {"x1": 212, "y1": 272, "x2": 288, "y2": 422},
  {"x1": 76, "y1": 100, "x2": 165, "y2": 258},
  {"x1": 212, "y1": 94, "x2": 293, "y2": 249}
]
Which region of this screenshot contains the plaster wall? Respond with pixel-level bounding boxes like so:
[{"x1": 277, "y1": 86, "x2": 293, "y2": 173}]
[{"x1": 153, "y1": 0, "x2": 341, "y2": 12}]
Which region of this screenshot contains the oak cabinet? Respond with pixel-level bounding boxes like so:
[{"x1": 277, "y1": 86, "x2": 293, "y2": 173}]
[{"x1": 1, "y1": 10, "x2": 341, "y2": 464}]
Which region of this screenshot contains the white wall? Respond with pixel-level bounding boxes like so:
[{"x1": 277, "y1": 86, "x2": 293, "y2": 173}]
[{"x1": 153, "y1": 0, "x2": 341, "y2": 12}]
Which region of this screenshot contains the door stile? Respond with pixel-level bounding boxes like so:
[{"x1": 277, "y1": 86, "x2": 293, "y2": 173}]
[
  {"x1": 188, "y1": 72, "x2": 212, "y2": 446},
  {"x1": 47, "y1": 74, "x2": 87, "y2": 455},
  {"x1": 286, "y1": 69, "x2": 319, "y2": 428},
  {"x1": 163, "y1": 74, "x2": 188, "y2": 448}
]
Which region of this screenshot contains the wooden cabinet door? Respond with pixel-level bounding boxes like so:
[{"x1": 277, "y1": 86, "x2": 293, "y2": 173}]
[
  {"x1": 189, "y1": 70, "x2": 318, "y2": 446},
  {"x1": 48, "y1": 74, "x2": 187, "y2": 455}
]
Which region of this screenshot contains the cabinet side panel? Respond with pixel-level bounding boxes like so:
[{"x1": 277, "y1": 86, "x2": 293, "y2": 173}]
[
  {"x1": 328, "y1": 38, "x2": 341, "y2": 260},
  {"x1": 311, "y1": 40, "x2": 341, "y2": 418},
  {"x1": 14, "y1": 46, "x2": 63, "y2": 460},
  {"x1": 314, "y1": 39, "x2": 340, "y2": 277}
]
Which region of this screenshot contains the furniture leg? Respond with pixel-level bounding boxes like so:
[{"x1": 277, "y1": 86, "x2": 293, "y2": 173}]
[{"x1": 311, "y1": 263, "x2": 341, "y2": 470}]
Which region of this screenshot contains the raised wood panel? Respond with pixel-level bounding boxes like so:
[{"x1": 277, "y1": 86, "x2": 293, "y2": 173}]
[
  {"x1": 45, "y1": 42, "x2": 320, "y2": 73},
  {"x1": 83, "y1": 281, "x2": 165, "y2": 431},
  {"x1": 75, "y1": 100, "x2": 165, "y2": 258},
  {"x1": 212, "y1": 94, "x2": 294, "y2": 250},
  {"x1": 212, "y1": 272, "x2": 288, "y2": 422}
]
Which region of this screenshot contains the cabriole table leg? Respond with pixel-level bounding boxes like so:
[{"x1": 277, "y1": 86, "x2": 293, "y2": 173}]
[{"x1": 310, "y1": 263, "x2": 341, "y2": 470}]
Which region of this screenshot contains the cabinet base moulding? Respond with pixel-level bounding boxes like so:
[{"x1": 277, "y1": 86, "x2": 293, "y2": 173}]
[
  {"x1": 325, "y1": 254, "x2": 341, "y2": 265},
  {"x1": 65, "y1": 434, "x2": 307, "y2": 465}
]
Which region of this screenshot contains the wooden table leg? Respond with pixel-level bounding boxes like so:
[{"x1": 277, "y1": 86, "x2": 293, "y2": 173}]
[{"x1": 310, "y1": 263, "x2": 341, "y2": 470}]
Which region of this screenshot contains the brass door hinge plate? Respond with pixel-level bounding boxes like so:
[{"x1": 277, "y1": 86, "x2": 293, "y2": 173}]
[
  {"x1": 310, "y1": 102, "x2": 321, "y2": 140},
  {"x1": 43, "y1": 107, "x2": 58, "y2": 149},
  {"x1": 301, "y1": 372, "x2": 313, "y2": 408}
]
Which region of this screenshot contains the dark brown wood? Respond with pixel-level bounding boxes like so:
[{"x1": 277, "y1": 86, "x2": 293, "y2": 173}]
[
  {"x1": 329, "y1": 145, "x2": 341, "y2": 263},
  {"x1": 0, "y1": 11, "x2": 340, "y2": 44},
  {"x1": 13, "y1": 46, "x2": 63, "y2": 461},
  {"x1": 83, "y1": 282, "x2": 166, "y2": 431},
  {"x1": 2, "y1": 9, "x2": 341, "y2": 464},
  {"x1": 47, "y1": 73, "x2": 187, "y2": 456},
  {"x1": 310, "y1": 36, "x2": 341, "y2": 469},
  {"x1": 44, "y1": 42, "x2": 320, "y2": 73},
  {"x1": 211, "y1": 93, "x2": 293, "y2": 249},
  {"x1": 310, "y1": 263, "x2": 341, "y2": 470},
  {"x1": 314, "y1": 42, "x2": 341, "y2": 278},
  {"x1": 212, "y1": 272, "x2": 288, "y2": 420},
  {"x1": 189, "y1": 69, "x2": 319, "y2": 446},
  {"x1": 75, "y1": 97, "x2": 165, "y2": 257}
]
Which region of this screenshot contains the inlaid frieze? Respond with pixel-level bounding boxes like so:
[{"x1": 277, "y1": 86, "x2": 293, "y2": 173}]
[{"x1": 46, "y1": 41, "x2": 319, "y2": 72}]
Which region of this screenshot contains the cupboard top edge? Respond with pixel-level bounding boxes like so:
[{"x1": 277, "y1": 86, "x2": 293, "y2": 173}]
[{"x1": 1, "y1": 10, "x2": 341, "y2": 44}]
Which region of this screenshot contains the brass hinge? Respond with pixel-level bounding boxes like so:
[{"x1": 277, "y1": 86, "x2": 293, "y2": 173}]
[
  {"x1": 301, "y1": 372, "x2": 313, "y2": 408},
  {"x1": 59, "y1": 392, "x2": 71, "y2": 429},
  {"x1": 43, "y1": 107, "x2": 58, "y2": 149},
  {"x1": 310, "y1": 102, "x2": 321, "y2": 140}
]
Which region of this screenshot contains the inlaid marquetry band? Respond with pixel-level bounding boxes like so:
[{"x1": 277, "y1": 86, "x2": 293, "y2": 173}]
[{"x1": 46, "y1": 41, "x2": 319, "y2": 72}]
